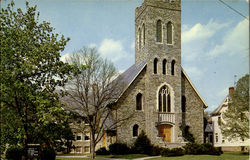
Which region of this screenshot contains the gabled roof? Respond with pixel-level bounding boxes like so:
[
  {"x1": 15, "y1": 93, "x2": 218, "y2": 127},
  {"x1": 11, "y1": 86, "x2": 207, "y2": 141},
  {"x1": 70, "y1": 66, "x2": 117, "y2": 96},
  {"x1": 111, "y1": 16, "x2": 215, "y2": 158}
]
[
  {"x1": 114, "y1": 60, "x2": 147, "y2": 102},
  {"x1": 181, "y1": 68, "x2": 208, "y2": 108},
  {"x1": 211, "y1": 95, "x2": 228, "y2": 116}
]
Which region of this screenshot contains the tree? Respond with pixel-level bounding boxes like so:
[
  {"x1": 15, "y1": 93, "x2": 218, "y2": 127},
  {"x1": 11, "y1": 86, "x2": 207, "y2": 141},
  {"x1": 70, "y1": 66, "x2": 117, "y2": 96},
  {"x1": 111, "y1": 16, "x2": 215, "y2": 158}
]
[
  {"x1": 0, "y1": 2, "x2": 74, "y2": 159},
  {"x1": 63, "y1": 47, "x2": 132, "y2": 159},
  {"x1": 221, "y1": 74, "x2": 249, "y2": 141}
]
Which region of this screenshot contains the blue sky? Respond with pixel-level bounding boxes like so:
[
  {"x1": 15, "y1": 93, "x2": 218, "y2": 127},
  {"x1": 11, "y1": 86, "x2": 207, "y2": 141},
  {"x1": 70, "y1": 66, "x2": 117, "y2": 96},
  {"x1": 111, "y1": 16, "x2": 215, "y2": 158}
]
[{"x1": 2, "y1": 0, "x2": 249, "y2": 112}]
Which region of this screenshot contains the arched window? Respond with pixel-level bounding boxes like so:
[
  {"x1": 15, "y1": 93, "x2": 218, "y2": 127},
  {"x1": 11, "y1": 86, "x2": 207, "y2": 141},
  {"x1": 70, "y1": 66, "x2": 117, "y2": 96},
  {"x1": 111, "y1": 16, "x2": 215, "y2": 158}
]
[
  {"x1": 136, "y1": 93, "x2": 142, "y2": 110},
  {"x1": 154, "y1": 58, "x2": 158, "y2": 74},
  {"x1": 171, "y1": 60, "x2": 175, "y2": 75},
  {"x1": 162, "y1": 59, "x2": 167, "y2": 75},
  {"x1": 138, "y1": 28, "x2": 141, "y2": 49},
  {"x1": 182, "y1": 96, "x2": 186, "y2": 112},
  {"x1": 133, "y1": 124, "x2": 139, "y2": 137},
  {"x1": 167, "y1": 22, "x2": 173, "y2": 44},
  {"x1": 158, "y1": 85, "x2": 171, "y2": 112},
  {"x1": 156, "y1": 20, "x2": 162, "y2": 42},
  {"x1": 142, "y1": 24, "x2": 145, "y2": 46}
]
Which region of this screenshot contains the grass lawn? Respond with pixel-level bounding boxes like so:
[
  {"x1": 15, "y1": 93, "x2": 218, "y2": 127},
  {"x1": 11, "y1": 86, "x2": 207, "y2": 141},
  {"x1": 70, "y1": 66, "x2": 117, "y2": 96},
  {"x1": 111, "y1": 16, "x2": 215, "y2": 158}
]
[
  {"x1": 97, "y1": 154, "x2": 148, "y2": 159},
  {"x1": 148, "y1": 152, "x2": 249, "y2": 160}
]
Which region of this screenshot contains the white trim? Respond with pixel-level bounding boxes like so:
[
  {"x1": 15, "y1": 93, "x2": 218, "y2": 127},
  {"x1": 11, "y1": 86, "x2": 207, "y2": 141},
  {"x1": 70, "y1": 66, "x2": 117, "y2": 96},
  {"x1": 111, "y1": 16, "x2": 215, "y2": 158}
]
[{"x1": 181, "y1": 68, "x2": 208, "y2": 108}]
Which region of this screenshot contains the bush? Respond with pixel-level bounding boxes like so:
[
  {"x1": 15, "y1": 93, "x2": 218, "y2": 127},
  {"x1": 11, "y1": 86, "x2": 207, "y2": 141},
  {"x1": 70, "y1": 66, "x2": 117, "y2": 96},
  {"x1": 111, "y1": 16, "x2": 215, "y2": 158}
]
[
  {"x1": 132, "y1": 130, "x2": 153, "y2": 155},
  {"x1": 41, "y1": 147, "x2": 56, "y2": 160},
  {"x1": 109, "y1": 143, "x2": 130, "y2": 155},
  {"x1": 148, "y1": 146, "x2": 163, "y2": 156},
  {"x1": 161, "y1": 148, "x2": 184, "y2": 157},
  {"x1": 5, "y1": 146, "x2": 23, "y2": 160},
  {"x1": 183, "y1": 143, "x2": 222, "y2": 155},
  {"x1": 96, "y1": 147, "x2": 110, "y2": 155}
]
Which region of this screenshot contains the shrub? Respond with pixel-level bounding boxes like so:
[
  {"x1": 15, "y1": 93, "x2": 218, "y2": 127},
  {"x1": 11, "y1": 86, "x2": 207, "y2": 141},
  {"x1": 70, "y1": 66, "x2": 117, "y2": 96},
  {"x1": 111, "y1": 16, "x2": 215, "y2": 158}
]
[
  {"x1": 109, "y1": 143, "x2": 130, "y2": 155},
  {"x1": 132, "y1": 130, "x2": 153, "y2": 155},
  {"x1": 183, "y1": 143, "x2": 222, "y2": 155},
  {"x1": 183, "y1": 143, "x2": 203, "y2": 155},
  {"x1": 96, "y1": 147, "x2": 110, "y2": 155},
  {"x1": 161, "y1": 148, "x2": 184, "y2": 157},
  {"x1": 5, "y1": 146, "x2": 23, "y2": 160},
  {"x1": 41, "y1": 147, "x2": 56, "y2": 160},
  {"x1": 148, "y1": 146, "x2": 163, "y2": 156}
]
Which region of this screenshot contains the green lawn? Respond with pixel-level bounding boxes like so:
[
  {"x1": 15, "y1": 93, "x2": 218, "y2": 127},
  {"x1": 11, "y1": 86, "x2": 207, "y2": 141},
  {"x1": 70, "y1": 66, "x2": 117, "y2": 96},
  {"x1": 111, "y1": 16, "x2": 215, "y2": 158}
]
[
  {"x1": 148, "y1": 152, "x2": 249, "y2": 160},
  {"x1": 56, "y1": 152, "x2": 249, "y2": 160}
]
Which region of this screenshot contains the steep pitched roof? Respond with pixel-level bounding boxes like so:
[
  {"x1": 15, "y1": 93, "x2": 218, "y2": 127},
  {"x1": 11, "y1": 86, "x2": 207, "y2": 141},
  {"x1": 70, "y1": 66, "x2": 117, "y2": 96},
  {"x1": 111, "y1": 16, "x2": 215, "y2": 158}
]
[
  {"x1": 211, "y1": 96, "x2": 229, "y2": 116},
  {"x1": 181, "y1": 68, "x2": 208, "y2": 108},
  {"x1": 114, "y1": 60, "x2": 147, "y2": 102}
]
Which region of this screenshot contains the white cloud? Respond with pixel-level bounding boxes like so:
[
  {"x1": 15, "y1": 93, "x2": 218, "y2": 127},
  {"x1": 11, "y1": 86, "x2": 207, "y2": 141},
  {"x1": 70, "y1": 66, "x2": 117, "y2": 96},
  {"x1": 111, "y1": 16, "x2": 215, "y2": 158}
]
[
  {"x1": 60, "y1": 53, "x2": 71, "y2": 63},
  {"x1": 183, "y1": 66, "x2": 204, "y2": 81},
  {"x1": 88, "y1": 43, "x2": 97, "y2": 48},
  {"x1": 130, "y1": 42, "x2": 135, "y2": 50},
  {"x1": 207, "y1": 18, "x2": 249, "y2": 57},
  {"x1": 246, "y1": 0, "x2": 249, "y2": 3},
  {"x1": 98, "y1": 38, "x2": 131, "y2": 62},
  {"x1": 182, "y1": 20, "x2": 229, "y2": 44}
]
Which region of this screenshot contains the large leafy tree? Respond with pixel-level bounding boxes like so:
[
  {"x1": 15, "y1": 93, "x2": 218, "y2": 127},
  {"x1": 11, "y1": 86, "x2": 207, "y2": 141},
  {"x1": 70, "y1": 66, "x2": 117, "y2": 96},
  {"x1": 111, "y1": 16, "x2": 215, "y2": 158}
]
[
  {"x1": 0, "y1": 2, "x2": 74, "y2": 159},
  {"x1": 221, "y1": 74, "x2": 249, "y2": 140}
]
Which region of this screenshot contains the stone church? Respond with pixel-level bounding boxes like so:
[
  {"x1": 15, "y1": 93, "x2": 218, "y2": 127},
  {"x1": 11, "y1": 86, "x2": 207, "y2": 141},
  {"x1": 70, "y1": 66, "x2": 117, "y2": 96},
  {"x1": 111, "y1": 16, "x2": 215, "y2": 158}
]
[{"x1": 113, "y1": 0, "x2": 207, "y2": 148}]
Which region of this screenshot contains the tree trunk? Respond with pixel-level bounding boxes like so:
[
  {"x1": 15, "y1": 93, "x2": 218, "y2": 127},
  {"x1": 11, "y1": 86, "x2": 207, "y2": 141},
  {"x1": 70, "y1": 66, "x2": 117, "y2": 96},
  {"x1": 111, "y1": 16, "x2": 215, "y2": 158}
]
[{"x1": 90, "y1": 130, "x2": 95, "y2": 159}]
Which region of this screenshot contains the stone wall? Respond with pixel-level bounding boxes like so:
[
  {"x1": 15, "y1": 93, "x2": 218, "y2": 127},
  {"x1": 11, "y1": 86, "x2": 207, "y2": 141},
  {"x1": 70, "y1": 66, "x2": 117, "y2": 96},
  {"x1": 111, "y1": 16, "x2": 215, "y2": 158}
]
[{"x1": 181, "y1": 72, "x2": 204, "y2": 143}]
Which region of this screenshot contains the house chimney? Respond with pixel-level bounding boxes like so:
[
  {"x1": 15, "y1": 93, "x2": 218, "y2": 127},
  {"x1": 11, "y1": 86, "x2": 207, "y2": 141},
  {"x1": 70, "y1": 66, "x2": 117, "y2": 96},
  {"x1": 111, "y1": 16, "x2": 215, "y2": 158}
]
[{"x1": 229, "y1": 87, "x2": 234, "y2": 97}]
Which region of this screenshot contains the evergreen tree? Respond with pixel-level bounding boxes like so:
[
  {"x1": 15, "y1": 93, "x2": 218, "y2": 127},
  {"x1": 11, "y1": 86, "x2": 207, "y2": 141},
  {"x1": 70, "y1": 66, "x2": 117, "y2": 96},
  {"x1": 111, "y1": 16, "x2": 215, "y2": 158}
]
[{"x1": 221, "y1": 74, "x2": 249, "y2": 140}]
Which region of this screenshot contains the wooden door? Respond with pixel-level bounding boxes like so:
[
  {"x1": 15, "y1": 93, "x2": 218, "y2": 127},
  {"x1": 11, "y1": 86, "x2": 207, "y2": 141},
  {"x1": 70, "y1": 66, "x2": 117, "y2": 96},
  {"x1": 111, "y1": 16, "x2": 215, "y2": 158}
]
[{"x1": 158, "y1": 125, "x2": 171, "y2": 142}]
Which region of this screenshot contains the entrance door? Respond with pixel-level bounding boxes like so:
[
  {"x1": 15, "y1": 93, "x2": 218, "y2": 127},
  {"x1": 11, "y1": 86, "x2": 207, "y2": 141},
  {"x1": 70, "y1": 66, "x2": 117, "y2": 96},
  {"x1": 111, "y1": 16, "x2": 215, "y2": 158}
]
[{"x1": 158, "y1": 125, "x2": 171, "y2": 142}]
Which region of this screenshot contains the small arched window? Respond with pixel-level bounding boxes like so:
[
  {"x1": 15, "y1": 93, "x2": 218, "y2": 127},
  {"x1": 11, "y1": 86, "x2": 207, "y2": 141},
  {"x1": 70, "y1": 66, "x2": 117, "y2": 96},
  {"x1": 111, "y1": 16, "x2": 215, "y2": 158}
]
[
  {"x1": 133, "y1": 124, "x2": 139, "y2": 137},
  {"x1": 158, "y1": 85, "x2": 171, "y2": 112},
  {"x1": 138, "y1": 28, "x2": 141, "y2": 49},
  {"x1": 142, "y1": 24, "x2": 145, "y2": 46},
  {"x1": 154, "y1": 58, "x2": 158, "y2": 74},
  {"x1": 162, "y1": 59, "x2": 167, "y2": 75},
  {"x1": 167, "y1": 22, "x2": 173, "y2": 44},
  {"x1": 136, "y1": 93, "x2": 142, "y2": 110},
  {"x1": 171, "y1": 60, "x2": 175, "y2": 75},
  {"x1": 156, "y1": 20, "x2": 162, "y2": 42},
  {"x1": 182, "y1": 96, "x2": 186, "y2": 112}
]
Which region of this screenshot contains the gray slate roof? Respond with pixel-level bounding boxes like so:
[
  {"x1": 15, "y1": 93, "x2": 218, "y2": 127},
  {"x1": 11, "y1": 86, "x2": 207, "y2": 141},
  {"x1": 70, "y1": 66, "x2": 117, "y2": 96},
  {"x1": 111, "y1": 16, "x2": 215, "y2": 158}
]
[{"x1": 114, "y1": 60, "x2": 147, "y2": 102}]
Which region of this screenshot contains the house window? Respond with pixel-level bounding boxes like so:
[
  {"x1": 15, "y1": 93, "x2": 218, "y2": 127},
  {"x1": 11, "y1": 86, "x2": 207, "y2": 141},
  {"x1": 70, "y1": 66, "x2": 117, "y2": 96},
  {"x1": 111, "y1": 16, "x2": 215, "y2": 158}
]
[
  {"x1": 156, "y1": 20, "x2": 162, "y2": 42},
  {"x1": 76, "y1": 135, "x2": 81, "y2": 140},
  {"x1": 138, "y1": 28, "x2": 141, "y2": 49},
  {"x1": 215, "y1": 133, "x2": 218, "y2": 142},
  {"x1": 133, "y1": 124, "x2": 139, "y2": 137},
  {"x1": 84, "y1": 146, "x2": 90, "y2": 153},
  {"x1": 154, "y1": 58, "x2": 158, "y2": 74},
  {"x1": 76, "y1": 147, "x2": 82, "y2": 153},
  {"x1": 167, "y1": 22, "x2": 173, "y2": 44},
  {"x1": 171, "y1": 60, "x2": 175, "y2": 75},
  {"x1": 162, "y1": 59, "x2": 167, "y2": 75},
  {"x1": 158, "y1": 85, "x2": 171, "y2": 112},
  {"x1": 136, "y1": 93, "x2": 143, "y2": 110},
  {"x1": 182, "y1": 96, "x2": 186, "y2": 112},
  {"x1": 218, "y1": 116, "x2": 221, "y2": 126},
  {"x1": 84, "y1": 135, "x2": 90, "y2": 141}
]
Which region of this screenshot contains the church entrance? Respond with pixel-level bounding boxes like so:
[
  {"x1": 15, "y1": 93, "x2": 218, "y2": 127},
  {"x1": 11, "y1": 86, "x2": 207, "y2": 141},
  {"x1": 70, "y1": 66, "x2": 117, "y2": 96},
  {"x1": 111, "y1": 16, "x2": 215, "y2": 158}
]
[{"x1": 158, "y1": 124, "x2": 172, "y2": 142}]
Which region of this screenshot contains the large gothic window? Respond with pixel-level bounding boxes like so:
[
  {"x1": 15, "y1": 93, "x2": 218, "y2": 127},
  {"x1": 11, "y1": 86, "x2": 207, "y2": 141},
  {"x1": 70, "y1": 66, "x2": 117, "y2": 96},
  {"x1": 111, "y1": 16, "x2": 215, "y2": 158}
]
[
  {"x1": 167, "y1": 22, "x2": 173, "y2": 44},
  {"x1": 154, "y1": 58, "x2": 158, "y2": 74},
  {"x1": 133, "y1": 124, "x2": 139, "y2": 137},
  {"x1": 171, "y1": 60, "x2": 175, "y2": 75},
  {"x1": 156, "y1": 20, "x2": 162, "y2": 42},
  {"x1": 138, "y1": 28, "x2": 141, "y2": 49},
  {"x1": 158, "y1": 85, "x2": 171, "y2": 112},
  {"x1": 136, "y1": 93, "x2": 142, "y2": 110},
  {"x1": 162, "y1": 59, "x2": 167, "y2": 75}
]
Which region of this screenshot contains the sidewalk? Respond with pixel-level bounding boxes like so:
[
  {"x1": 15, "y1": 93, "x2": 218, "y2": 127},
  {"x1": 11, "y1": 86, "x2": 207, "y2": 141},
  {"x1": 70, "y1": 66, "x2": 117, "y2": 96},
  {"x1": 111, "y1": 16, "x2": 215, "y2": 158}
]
[{"x1": 56, "y1": 155, "x2": 161, "y2": 160}]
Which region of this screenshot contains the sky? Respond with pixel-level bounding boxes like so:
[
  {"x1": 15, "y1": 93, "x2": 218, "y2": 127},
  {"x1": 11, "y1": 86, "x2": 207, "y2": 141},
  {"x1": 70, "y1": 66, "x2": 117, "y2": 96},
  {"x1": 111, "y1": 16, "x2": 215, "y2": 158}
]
[{"x1": 1, "y1": 0, "x2": 249, "y2": 112}]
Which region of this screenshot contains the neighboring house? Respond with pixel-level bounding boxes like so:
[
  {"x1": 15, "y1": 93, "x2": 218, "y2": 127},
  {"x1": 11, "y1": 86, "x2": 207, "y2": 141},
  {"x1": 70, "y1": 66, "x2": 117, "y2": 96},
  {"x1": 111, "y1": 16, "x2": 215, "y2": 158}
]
[
  {"x1": 66, "y1": 0, "x2": 208, "y2": 153},
  {"x1": 211, "y1": 87, "x2": 250, "y2": 152}
]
